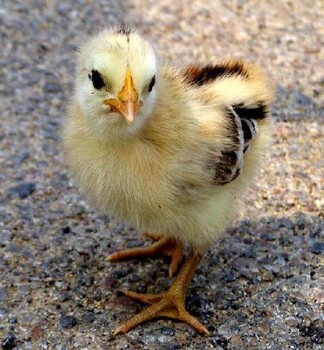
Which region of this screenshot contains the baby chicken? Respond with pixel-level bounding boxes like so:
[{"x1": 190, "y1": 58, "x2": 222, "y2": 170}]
[{"x1": 63, "y1": 28, "x2": 273, "y2": 335}]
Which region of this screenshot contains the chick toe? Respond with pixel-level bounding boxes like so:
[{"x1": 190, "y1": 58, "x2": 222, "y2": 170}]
[{"x1": 107, "y1": 234, "x2": 183, "y2": 277}]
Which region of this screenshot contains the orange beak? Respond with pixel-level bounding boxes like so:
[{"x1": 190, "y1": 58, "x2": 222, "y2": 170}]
[{"x1": 104, "y1": 68, "x2": 142, "y2": 124}]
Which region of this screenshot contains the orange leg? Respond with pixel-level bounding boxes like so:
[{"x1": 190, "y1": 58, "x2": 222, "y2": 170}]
[
  {"x1": 106, "y1": 233, "x2": 183, "y2": 277},
  {"x1": 114, "y1": 250, "x2": 209, "y2": 336}
]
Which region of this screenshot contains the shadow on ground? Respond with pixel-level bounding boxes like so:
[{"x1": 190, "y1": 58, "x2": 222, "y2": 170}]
[{"x1": 0, "y1": 212, "x2": 322, "y2": 349}]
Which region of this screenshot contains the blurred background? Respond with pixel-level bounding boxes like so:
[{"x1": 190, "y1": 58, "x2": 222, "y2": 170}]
[{"x1": 0, "y1": 1, "x2": 323, "y2": 349}]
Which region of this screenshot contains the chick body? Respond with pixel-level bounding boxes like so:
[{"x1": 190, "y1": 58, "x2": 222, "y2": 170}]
[
  {"x1": 64, "y1": 35, "x2": 273, "y2": 251},
  {"x1": 64, "y1": 29, "x2": 274, "y2": 334}
]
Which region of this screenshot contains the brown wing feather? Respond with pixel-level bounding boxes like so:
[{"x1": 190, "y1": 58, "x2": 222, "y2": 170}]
[
  {"x1": 182, "y1": 61, "x2": 248, "y2": 86},
  {"x1": 181, "y1": 60, "x2": 272, "y2": 186}
]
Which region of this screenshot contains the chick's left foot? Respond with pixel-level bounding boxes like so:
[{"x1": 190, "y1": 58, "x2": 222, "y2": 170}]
[
  {"x1": 107, "y1": 233, "x2": 183, "y2": 277},
  {"x1": 114, "y1": 251, "x2": 209, "y2": 336}
]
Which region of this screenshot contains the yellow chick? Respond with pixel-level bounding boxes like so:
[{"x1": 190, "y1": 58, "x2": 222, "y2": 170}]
[{"x1": 63, "y1": 28, "x2": 274, "y2": 335}]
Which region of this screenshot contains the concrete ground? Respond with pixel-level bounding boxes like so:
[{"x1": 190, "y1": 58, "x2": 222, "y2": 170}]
[{"x1": 0, "y1": 1, "x2": 323, "y2": 349}]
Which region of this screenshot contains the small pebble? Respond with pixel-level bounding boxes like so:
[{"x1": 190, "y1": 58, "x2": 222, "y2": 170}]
[
  {"x1": 232, "y1": 257, "x2": 259, "y2": 278},
  {"x1": 258, "y1": 320, "x2": 271, "y2": 335},
  {"x1": 125, "y1": 239, "x2": 144, "y2": 248},
  {"x1": 43, "y1": 82, "x2": 62, "y2": 93},
  {"x1": 0, "y1": 308, "x2": 8, "y2": 319},
  {"x1": 8, "y1": 318, "x2": 17, "y2": 324},
  {"x1": 1, "y1": 334, "x2": 17, "y2": 350},
  {"x1": 158, "y1": 327, "x2": 176, "y2": 336},
  {"x1": 31, "y1": 326, "x2": 44, "y2": 340},
  {"x1": 221, "y1": 272, "x2": 237, "y2": 282},
  {"x1": 110, "y1": 268, "x2": 129, "y2": 279},
  {"x1": 310, "y1": 242, "x2": 324, "y2": 255},
  {"x1": 285, "y1": 316, "x2": 299, "y2": 327},
  {"x1": 262, "y1": 271, "x2": 274, "y2": 282},
  {"x1": 39, "y1": 340, "x2": 48, "y2": 349},
  {"x1": 229, "y1": 334, "x2": 243, "y2": 347},
  {"x1": 61, "y1": 226, "x2": 71, "y2": 234},
  {"x1": 102, "y1": 276, "x2": 117, "y2": 289},
  {"x1": 58, "y1": 315, "x2": 77, "y2": 329},
  {"x1": 7, "y1": 182, "x2": 36, "y2": 199},
  {"x1": 82, "y1": 312, "x2": 96, "y2": 324},
  {"x1": 10, "y1": 152, "x2": 30, "y2": 166},
  {"x1": 0, "y1": 288, "x2": 8, "y2": 302},
  {"x1": 261, "y1": 232, "x2": 276, "y2": 241}
]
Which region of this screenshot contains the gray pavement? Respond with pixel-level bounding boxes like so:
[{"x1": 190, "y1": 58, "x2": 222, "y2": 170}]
[{"x1": 0, "y1": 1, "x2": 323, "y2": 349}]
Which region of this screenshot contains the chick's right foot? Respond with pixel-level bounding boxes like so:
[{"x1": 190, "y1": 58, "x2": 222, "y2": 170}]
[
  {"x1": 106, "y1": 233, "x2": 183, "y2": 277},
  {"x1": 113, "y1": 250, "x2": 209, "y2": 336}
]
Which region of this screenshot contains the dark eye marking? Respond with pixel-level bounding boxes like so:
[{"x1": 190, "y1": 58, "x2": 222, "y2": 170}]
[
  {"x1": 90, "y1": 69, "x2": 105, "y2": 90},
  {"x1": 148, "y1": 75, "x2": 155, "y2": 92}
]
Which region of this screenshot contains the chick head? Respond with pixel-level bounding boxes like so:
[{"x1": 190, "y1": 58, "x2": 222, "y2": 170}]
[{"x1": 75, "y1": 28, "x2": 157, "y2": 140}]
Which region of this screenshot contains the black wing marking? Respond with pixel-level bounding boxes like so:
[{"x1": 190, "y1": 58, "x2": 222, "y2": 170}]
[
  {"x1": 241, "y1": 118, "x2": 258, "y2": 154},
  {"x1": 233, "y1": 102, "x2": 267, "y2": 120},
  {"x1": 212, "y1": 107, "x2": 260, "y2": 186},
  {"x1": 213, "y1": 107, "x2": 244, "y2": 185}
]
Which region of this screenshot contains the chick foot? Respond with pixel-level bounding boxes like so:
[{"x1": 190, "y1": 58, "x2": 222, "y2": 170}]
[
  {"x1": 107, "y1": 233, "x2": 183, "y2": 277},
  {"x1": 114, "y1": 251, "x2": 209, "y2": 336}
]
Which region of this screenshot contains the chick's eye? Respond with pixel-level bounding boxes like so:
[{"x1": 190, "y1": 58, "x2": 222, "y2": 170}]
[
  {"x1": 148, "y1": 75, "x2": 155, "y2": 92},
  {"x1": 90, "y1": 69, "x2": 105, "y2": 90}
]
